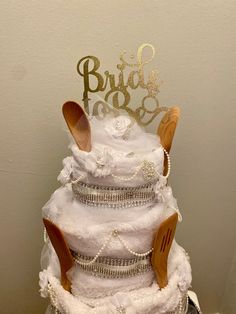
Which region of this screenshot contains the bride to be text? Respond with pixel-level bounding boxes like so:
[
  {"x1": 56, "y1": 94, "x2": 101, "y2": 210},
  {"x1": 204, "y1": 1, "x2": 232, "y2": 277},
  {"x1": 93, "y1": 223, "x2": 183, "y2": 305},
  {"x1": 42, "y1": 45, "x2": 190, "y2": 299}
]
[{"x1": 77, "y1": 43, "x2": 167, "y2": 126}]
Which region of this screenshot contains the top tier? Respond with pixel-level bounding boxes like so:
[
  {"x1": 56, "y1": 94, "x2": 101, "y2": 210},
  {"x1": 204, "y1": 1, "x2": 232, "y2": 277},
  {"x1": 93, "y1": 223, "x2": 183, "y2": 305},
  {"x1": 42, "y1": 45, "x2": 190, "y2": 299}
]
[{"x1": 59, "y1": 114, "x2": 165, "y2": 189}]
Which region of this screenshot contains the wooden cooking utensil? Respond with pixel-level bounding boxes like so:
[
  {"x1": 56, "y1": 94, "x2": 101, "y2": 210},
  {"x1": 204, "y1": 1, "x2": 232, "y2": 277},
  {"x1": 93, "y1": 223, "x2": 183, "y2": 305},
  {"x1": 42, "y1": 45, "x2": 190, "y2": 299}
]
[
  {"x1": 62, "y1": 101, "x2": 92, "y2": 152},
  {"x1": 157, "y1": 106, "x2": 180, "y2": 153},
  {"x1": 157, "y1": 107, "x2": 180, "y2": 175},
  {"x1": 151, "y1": 213, "x2": 178, "y2": 289},
  {"x1": 43, "y1": 218, "x2": 74, "y2": 292}
]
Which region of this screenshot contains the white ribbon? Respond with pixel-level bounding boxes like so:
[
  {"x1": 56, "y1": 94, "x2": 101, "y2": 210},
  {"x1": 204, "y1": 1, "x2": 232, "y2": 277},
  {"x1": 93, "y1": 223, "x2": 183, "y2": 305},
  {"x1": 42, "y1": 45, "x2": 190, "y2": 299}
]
[
  {"x1": 155, "y1": 183, "x2": 182, "y2": 222},
  {"x1": 57, "y1": 156, "x2": 74, "y2": 185}
]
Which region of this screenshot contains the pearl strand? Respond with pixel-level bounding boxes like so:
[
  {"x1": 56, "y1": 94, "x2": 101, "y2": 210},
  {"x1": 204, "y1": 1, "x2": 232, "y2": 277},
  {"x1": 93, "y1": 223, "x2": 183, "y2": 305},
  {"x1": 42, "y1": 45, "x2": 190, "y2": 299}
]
[
  {"x1": 48, "y1": 284, "x2": 60, "y2": 313},
  {"x1": 115, "y1": 231, "x2": 153, "y2": 257},
  {"x1": 70, "y1": 148, "x2": 170, "y2": 184},
  {"x1": 75, "y1": 232, "x2": 114, "y2": 266},
  {"x1": 112, "y1": 164, "x2": 142, "y2": 182},
  {"x1": 112, "y1": 147, "x2": 170, "y2": 182},
  {"x1": 162, "y1": 147, "x2": 171, "y2": 179},
  {"x1": 153, "y1": 147, "x2": 171, "y2": 187},
  {"x1": 48, "y1": 283, "x2": 68, "y2": 314},
  {"x1": 75, "y1": 230, "x2": 153, "y2": 266},
  {"x1": 184, "y1": 295, "x2": 189, "y2": 314}
]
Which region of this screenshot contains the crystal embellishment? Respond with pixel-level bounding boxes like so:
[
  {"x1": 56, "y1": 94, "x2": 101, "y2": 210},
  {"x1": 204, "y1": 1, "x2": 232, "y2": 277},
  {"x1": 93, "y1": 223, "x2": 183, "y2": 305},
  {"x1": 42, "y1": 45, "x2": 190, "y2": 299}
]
[
  {"x1": 72, "y1": 252, "x2": 152, "y2": 279},
  {"x1": 141, "y1": 160, "x2": 157, "y2": 181},
  {"x1": 72, "y1": 181, "x2": 157, "y2": 208}
]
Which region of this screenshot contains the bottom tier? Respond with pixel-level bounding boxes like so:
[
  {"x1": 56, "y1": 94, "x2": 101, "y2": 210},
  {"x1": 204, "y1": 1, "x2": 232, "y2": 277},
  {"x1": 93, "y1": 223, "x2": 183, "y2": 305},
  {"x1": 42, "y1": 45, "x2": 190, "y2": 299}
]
[
  {"x1": 44, "y1": 280, "x2": 188, "y2": 314},
  {"x1": 46, "y1": 292, "x2": 202, "y2": 314},
  {"x1": 39, "y1": 242, "x2": 191, "y2": 314}
]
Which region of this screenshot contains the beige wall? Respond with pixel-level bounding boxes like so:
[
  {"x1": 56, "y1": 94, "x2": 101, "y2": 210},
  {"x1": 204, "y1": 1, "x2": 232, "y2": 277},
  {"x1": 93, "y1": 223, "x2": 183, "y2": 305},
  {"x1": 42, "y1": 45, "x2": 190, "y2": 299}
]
[{"x1": 0, "y1": 1, "x2": 235, "y2": 313}]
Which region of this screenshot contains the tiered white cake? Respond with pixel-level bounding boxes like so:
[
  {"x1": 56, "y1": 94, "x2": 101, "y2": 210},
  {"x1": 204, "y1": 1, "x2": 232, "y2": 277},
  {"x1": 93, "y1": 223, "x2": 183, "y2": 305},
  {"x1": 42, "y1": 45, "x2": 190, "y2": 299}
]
[{"x1": 39, "y1": 113, "x2": 192, "y2": 314}]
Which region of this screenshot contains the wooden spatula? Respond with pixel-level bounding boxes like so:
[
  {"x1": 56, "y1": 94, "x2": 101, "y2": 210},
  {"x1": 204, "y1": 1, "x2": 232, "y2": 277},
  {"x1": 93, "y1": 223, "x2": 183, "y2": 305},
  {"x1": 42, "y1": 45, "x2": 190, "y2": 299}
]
[
  {"x1": 151, "y1": 213, "x2": 178, "y2": 289},
  {"x1": 43, "y1": 218, "x2": 74, "y2": 292},
  {"x1": 62, "y1": 101, "x2": 92, "y2": 152}
]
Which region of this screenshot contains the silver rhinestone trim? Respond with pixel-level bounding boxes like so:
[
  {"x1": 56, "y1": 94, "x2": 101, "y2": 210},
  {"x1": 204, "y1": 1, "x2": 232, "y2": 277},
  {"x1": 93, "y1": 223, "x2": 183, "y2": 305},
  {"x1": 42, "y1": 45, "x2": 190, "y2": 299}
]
[
  {"x1": 72, "y1": 251, "x2": 152, "y2": 279},
  {"x1": 72, "y1": 181, "x2": 156, "y2": 208}
]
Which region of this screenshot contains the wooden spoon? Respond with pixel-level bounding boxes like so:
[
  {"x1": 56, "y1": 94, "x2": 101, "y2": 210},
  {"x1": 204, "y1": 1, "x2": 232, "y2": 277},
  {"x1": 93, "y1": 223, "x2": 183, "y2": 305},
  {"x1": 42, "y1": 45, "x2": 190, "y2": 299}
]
[
  {"x1": 62, "y1": 101, "x2": 91, "y2": 152},
  {"x1": 43, "y1": 218, "x2": 74, "y2": 292},
  {"x1": 157, "y1": 106, "x2": 180, "y2": 153},
  {"x1": 151, "y1": 213, "x2": 178, "y2": 289}
]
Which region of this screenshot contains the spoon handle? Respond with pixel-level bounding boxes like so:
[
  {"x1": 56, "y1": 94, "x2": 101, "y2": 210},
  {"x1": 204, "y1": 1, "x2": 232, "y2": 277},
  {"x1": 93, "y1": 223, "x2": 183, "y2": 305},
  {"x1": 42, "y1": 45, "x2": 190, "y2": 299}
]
[
  {"x1": 43, "y1": 218, "x2": 74, "y2": 292},
  {"x1": 151, "y1": 213, "x2": 178, "y2": 289},
  {"x1": 62, "y1": 101, "x2": 92, "y2": 152}
]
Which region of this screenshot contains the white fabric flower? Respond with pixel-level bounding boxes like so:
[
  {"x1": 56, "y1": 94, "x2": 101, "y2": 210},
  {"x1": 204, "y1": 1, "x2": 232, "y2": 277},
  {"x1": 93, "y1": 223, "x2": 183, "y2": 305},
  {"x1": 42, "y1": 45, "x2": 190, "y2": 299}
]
[
  {"x1": 105, "y1": 116, "x2": 133, "y2": 140},
  {"x1": 39, "y1": 269, "x2": 50, "y2": 298},
  {"x1": 84, "y1": 147, "x2": 114, "y2": 177}
]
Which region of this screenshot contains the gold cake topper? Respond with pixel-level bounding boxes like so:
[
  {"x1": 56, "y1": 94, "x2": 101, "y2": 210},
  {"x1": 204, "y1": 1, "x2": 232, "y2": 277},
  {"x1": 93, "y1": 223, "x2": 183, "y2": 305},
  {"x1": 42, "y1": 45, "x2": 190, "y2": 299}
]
[{"x1": 77, "y1": 43, "x2": 168, "y2": 126}]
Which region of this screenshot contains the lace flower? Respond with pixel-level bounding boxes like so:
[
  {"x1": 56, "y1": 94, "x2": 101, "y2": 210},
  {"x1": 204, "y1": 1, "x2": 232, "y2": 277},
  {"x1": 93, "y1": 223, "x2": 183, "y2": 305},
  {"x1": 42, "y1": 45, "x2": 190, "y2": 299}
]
[
  {"x1": 105, "y1": 116, "x2": 134, "y2": 140},
  {"x1": 84, "y1": 147, "x2": 114, "y2": 177}
]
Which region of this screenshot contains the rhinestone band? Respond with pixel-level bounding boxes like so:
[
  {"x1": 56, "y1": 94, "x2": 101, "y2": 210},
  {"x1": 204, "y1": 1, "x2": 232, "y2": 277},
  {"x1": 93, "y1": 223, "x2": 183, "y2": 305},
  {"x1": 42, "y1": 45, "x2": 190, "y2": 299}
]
[
  {"x1": 72, "y1": 181, "x2": 156, "y2": 208},
  {"x1": 72, "y1": 251, "x2": 152, "y2": 279}
]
